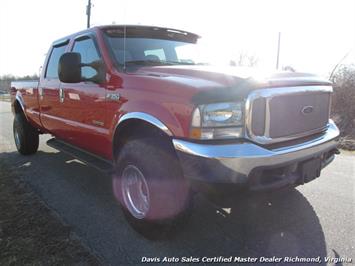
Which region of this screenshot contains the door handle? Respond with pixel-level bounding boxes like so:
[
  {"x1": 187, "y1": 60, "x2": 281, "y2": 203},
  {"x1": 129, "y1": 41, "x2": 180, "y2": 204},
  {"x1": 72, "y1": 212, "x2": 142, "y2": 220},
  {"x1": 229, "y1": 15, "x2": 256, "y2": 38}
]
[
  {"x1": 59, "y1": 88, "x2": 64, "y2": 103},
  {"x1": 38, "y1": 87, "x2": 44, "y2": 100}
]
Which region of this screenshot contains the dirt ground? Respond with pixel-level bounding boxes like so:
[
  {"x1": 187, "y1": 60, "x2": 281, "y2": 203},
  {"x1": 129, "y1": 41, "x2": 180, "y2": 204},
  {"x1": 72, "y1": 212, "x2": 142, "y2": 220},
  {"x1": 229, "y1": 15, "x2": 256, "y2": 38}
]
[{"x1": 0, "y1": 161, "x2": 101, "y2": 266}]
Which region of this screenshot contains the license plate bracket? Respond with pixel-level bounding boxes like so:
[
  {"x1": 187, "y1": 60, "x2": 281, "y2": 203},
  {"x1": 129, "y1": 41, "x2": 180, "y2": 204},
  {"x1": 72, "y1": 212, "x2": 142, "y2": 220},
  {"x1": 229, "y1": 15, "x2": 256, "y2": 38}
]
[{"x1": 300, "y1": 158, "x2": 321, "y2": 183}]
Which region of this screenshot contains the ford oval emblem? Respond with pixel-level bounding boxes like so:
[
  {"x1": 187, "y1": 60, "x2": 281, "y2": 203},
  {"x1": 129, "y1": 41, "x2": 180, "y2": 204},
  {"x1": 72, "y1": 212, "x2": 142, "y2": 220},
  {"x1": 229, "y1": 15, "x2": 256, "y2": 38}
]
[{"x1": 301, "y1": 105, "x2": 314, "y2": 115}]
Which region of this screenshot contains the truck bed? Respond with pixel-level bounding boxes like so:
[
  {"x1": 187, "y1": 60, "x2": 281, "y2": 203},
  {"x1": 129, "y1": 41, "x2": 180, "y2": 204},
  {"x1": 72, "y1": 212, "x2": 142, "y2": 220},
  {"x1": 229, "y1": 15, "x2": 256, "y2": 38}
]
[
  {"x1": 11, "y1": 80, "x2": 39, "y2": 90},
  {"x1": 11, "y1": 80, "x2": 41, "y2": 129}
]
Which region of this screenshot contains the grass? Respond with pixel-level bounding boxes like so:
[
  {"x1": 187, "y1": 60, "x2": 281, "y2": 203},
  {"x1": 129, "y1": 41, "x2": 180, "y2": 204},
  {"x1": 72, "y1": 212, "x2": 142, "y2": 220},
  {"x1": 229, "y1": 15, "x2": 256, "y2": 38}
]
[
  {"x1": 0, "y1": 94, "x2": 10, "y2": 102},
  {"x1": 0, "y1": 161, "x2": 101, "y2": 266},
  {"x1": 337, "y1": 136, "x2": 355, "y2": 151}
]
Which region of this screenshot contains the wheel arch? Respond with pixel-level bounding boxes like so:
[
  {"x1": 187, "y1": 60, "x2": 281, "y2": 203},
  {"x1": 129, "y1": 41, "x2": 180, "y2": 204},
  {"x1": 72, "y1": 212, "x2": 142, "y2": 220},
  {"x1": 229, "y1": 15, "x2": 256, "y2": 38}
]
[
  {"x1": 112, "y1": 112, "x2": 174, "y2": 159},
  {"x1": 13, "y1": 99, "x2": 23, "y2": 114},
  {"x1": 12, "y1": 92, "x2": 28, "y2": 118}
]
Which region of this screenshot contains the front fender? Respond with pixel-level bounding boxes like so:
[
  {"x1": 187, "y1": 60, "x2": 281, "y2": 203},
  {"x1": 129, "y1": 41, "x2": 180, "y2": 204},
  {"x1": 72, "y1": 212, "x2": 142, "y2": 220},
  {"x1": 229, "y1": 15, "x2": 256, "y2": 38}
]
[
  {"x1": 117, "y1": 112, "x2": 173, "y2": 136},
  {"x1": 109, "y1": 99, "x2": 190, "y2": 140}
]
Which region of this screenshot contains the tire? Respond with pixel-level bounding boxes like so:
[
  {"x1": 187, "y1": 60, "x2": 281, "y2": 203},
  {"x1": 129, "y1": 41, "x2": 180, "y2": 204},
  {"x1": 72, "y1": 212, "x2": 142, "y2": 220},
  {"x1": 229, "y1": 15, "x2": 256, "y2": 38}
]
[
  {"x1": 112, "y1": 138, "x2": 192, "y2": 239},
  {"x1": 13, "y1": 113, "x2": 39, "y2": 155}
]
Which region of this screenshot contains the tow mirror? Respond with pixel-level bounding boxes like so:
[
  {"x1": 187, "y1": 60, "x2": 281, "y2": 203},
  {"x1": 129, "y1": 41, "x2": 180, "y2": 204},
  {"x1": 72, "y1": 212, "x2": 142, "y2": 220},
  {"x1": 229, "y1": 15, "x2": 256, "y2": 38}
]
[
  {"x1": 58, "y1": 52, "x2": 106, "y2": 84},
  {"x1": 83, "y1": 60, "x2": 106, "y2": 84},
  {"x1": 58, "y1": 52, "x2": 82, "y2": 83}
]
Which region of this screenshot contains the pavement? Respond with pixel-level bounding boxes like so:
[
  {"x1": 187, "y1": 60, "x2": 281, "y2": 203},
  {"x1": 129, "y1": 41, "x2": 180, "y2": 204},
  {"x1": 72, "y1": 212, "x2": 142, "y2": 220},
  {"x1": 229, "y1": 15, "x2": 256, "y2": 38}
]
[{"x1": 0, "y1": 101, "x2": 354, "y2": 265}]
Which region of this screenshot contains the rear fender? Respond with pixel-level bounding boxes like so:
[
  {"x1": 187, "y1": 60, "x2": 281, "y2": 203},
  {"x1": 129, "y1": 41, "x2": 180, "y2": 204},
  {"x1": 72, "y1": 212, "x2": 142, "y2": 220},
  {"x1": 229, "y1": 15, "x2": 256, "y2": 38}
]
[{"x1": 13, "y1": 91, "x2": 28, "y2": 120}]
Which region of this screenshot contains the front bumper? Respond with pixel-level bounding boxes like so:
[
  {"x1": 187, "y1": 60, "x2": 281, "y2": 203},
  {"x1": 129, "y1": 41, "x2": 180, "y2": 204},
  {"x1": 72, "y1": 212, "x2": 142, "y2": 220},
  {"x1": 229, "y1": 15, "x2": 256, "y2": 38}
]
[{"x1": 173, "y1": 120, "x2": 340, "y2": 191}]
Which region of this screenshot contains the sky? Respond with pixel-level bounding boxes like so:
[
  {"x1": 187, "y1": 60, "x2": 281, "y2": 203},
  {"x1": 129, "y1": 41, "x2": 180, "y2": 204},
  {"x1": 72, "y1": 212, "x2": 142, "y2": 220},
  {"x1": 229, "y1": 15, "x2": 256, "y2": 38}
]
[{"x1": 0, "y1": 0, "x2": 354, "y2": 77}]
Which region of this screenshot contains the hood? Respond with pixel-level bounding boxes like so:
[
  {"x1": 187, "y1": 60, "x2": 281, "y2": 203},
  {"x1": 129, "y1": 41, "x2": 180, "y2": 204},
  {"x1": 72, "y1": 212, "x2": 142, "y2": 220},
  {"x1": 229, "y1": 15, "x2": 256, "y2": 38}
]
[{"x1": 131, "y1": 65, "x2": 332, "y2": 103}]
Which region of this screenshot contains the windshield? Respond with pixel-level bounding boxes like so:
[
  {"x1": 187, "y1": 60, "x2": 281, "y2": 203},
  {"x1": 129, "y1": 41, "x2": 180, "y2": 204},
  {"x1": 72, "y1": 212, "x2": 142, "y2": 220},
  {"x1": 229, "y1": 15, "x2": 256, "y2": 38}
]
[{"x1": 104, "y1": 30, "x2": 208, "y2": 68}]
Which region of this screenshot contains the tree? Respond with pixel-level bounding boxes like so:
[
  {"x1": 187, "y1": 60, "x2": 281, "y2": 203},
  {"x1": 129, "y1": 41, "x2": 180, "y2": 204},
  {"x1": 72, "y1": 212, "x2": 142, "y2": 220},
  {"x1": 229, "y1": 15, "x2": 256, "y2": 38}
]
[
  {"x1": 229, "y1": 52, "x2": 259, "y2": 67},
  {"x1": 0, "y1": 74, "x2": 39, "y2": 93},
  {"x1": 330, "y1": 64, "x2": 355, "y2": 149}
]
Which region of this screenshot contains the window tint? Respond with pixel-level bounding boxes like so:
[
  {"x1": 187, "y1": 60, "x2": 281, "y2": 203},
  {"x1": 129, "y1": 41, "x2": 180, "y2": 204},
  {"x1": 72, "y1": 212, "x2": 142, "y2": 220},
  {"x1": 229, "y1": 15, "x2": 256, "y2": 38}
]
[
  {"x1": 104, "y1": 36, "x2": 202, "y2": 67},
  {"x1": 45, "y1": 44, "x2": 67, "y2": 79},
  {"x1": 72, "y1": 38, "x2": 101, "y2": 79},
  {"x1": 144, "y1": 48, "x2": 166, "y2": 61},
  {"x1": 175, "y1": 45, "x2": 196, "y2": 64}
]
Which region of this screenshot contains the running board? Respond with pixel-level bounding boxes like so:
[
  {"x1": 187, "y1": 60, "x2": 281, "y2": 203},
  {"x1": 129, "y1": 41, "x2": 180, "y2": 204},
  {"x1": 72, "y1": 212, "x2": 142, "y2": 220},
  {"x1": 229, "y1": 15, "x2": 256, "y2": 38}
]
[{"x1": 46, "y1": 138, "x2": 113, "y2": 174}]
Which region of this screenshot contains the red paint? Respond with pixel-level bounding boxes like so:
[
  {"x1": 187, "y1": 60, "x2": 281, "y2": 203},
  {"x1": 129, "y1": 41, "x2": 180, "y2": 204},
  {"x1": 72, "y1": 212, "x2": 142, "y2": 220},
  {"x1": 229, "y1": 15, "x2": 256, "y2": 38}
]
[
  {"x1": 10, "y1": 26, "x2": 206, "y2": 160},
  {"x1": 11, "y1": 26, "x2": 331, "y2": 161}
]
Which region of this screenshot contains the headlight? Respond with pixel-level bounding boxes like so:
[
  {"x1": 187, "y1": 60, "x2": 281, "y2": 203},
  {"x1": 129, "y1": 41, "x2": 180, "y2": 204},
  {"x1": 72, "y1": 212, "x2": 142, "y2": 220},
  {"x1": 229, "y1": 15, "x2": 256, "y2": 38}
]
[{"x1": 190, "y1": 102, "x2": 244, "y2": 140}]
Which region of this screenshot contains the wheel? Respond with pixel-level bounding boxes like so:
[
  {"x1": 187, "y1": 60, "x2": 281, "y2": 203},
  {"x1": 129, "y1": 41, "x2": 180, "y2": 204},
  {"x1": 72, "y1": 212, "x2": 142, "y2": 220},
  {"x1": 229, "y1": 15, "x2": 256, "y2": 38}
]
[
  {"x1": 112, "y1": 138, "x2": 192, "y2": 239},
  {"x1": 13, "y1": 113, "x2": 39, "y2": 155}
]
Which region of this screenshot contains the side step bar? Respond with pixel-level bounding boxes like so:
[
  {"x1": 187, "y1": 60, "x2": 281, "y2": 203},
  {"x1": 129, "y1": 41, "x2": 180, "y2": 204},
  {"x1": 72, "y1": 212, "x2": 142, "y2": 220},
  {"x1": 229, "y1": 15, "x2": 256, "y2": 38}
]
[{"x1": 47, "y1": 138, "x2": 113, "y2": 174}]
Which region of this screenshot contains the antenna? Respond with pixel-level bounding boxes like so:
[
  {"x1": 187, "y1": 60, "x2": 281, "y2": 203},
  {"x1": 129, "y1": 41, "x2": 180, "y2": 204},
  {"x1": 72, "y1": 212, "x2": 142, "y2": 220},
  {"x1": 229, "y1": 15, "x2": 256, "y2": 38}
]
[
  {"x1": 276, "y1": 32, "x2": 281, "y2": 70},
  {"x1": 123, "y1": 26, "x2": 126, "y2": 71},
  {"x1": 122, "y1": 0, "x2": 127, "y2": 71}
]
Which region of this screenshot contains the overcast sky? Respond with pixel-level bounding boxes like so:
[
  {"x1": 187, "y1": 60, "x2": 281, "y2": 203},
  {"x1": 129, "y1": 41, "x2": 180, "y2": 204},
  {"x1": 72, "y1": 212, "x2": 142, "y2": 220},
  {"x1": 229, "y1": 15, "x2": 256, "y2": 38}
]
[{"x1": 0, "y1": 0, "x2": 354, "y2": 77}]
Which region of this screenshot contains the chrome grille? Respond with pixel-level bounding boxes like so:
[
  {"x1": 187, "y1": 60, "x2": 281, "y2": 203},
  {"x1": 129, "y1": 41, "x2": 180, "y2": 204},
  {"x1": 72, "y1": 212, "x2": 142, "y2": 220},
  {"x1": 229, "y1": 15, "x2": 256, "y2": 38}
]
[{"x1": 246, "y1": 86, "x2": 332, "y2": 144}]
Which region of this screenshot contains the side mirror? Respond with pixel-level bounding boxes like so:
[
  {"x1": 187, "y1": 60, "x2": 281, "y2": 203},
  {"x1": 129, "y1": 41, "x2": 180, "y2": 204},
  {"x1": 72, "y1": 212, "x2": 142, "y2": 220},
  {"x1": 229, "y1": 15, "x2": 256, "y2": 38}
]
[
  {"x1": 58, "y1": 52, "x2": 106, "y2": 84},
  {"x1": 58, "y1": 52, "x2": 82, "y2": 83},
  {"x1": 83, "y1": 60, "x2": 106, "y2": 84}
]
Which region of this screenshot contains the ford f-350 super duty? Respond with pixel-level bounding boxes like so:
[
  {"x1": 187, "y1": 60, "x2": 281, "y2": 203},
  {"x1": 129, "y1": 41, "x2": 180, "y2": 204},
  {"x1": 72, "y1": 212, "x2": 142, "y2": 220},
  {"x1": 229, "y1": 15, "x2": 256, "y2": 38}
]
[{"x1": 11, "y1": 25, "x2": 340, "y2": 237}]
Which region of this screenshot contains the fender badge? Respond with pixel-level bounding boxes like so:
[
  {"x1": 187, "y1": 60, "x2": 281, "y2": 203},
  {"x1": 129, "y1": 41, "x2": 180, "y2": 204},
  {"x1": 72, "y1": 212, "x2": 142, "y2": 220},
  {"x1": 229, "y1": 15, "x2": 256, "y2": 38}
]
[
  {"x1": 106, "y1": 93, "x2": 120, "y2": 101},
  {"x1": 301, "y1": 105, "x2": 314, "y2": 115}
]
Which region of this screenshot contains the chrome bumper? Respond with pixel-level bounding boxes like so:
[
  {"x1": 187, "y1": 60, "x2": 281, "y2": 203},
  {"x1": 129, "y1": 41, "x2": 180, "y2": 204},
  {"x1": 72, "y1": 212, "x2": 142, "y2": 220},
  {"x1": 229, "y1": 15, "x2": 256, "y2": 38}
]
[{"x1": 173, "y1": 120, "x2": 339, "y2": 187}]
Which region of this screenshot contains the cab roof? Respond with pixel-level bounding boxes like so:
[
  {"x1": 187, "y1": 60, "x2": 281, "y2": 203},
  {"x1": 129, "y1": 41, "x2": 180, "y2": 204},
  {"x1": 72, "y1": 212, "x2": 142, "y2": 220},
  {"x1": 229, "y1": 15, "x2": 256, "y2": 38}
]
[{"x1": 52, "y1": 25, "x2": 200, "y2": 46}]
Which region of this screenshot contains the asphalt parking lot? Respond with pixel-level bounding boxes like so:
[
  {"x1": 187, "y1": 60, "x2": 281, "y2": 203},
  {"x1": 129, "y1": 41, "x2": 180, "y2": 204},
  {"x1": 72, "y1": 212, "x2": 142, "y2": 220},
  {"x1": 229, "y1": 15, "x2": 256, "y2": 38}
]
[{"x1": 0, "y1": 101, "x2": 354, "y2": 265}]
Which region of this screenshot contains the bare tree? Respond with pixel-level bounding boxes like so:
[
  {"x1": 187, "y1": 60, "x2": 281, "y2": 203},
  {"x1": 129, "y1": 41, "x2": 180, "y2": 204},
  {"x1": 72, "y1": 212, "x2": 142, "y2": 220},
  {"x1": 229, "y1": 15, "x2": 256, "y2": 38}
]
[
  {"x1": 0, "y1": 74, "x2": 39, "y2": 93},
  {"x1": 230, "y1": 52, "x2": 259, "y2": 67},
  {"x1": 282, "y1": 65, "x2": 296, "y2": 72},
  {"x1": 330, "y1": 64, "x2": 355, "y2": 149}
]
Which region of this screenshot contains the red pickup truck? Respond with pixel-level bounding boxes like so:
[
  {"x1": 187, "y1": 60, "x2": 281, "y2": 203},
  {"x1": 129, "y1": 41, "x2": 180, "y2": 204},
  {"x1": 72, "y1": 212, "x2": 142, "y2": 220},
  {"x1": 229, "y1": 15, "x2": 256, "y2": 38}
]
[{"x1": 11, "y1": 25, "x2": 340, "y2": 237}]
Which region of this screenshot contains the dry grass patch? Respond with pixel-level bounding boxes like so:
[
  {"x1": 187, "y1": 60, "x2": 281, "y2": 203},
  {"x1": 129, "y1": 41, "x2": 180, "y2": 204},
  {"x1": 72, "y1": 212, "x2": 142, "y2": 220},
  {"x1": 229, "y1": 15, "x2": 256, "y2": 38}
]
[{"x1": 0, "y1": 161, "x2": 101, "y2": 265}]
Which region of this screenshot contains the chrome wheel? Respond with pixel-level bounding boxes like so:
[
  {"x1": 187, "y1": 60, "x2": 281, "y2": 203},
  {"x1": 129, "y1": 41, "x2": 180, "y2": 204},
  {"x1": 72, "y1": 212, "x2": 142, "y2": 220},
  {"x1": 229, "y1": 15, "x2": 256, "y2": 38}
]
[
  {"x1": 121, "y1": 165, "x2": 150, "y2": 219},
  {"x1": 14, "y1": 127, "x2": 21, "y2": 150}
]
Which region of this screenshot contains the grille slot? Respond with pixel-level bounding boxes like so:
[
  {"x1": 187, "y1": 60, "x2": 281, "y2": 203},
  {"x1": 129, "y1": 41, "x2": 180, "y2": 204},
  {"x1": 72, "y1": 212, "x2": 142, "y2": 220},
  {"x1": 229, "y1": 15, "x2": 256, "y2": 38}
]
[
  {"x1": 251, "y1": 98, "x2": 266, "y2": 136},
  {"x1": 268, "y1": 93, "x2": 329, "y2": 138},
  {"x1": 246, "y1": 86, "x2": 332, "y2": 144}
]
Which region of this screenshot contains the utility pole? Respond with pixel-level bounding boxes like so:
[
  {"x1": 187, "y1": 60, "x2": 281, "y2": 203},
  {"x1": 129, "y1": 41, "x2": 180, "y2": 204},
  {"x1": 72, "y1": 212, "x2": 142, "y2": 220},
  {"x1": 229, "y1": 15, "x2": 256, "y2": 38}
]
[
  {"x1": 276, "y1": 32, "x2": 281, "y2": 70},
  {"x1": 86, "y1": 0, "x2": 91, "y2": 28}
]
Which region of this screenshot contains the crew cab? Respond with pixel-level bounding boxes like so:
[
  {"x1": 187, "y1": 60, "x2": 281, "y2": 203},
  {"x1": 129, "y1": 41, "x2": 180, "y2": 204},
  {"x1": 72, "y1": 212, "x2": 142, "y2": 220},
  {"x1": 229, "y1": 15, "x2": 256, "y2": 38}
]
[{"x1": 11, "y1": 25, "x2": 340, "y2": 238}]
